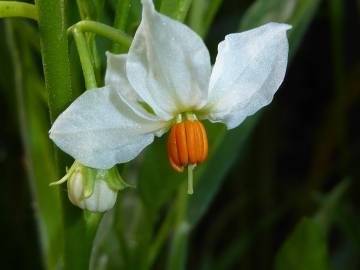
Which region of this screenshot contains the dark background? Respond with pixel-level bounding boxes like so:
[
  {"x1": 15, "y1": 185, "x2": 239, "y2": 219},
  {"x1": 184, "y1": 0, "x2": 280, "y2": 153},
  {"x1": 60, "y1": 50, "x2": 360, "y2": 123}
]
[{"x1": 0, "y1": 0, "x2": 359, "y2": 269}]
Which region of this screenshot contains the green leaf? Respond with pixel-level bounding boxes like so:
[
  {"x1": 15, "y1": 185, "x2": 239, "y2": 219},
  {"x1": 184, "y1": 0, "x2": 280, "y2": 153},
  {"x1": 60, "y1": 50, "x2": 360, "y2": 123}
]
[
  {"x1": 159, "y1": 0, "x2": 193, "y2": 21},
  {"x1": 112, "y1": 0, "x2": 134, "y2": 53},
  {"x1": 188, "y1": 0, "x2": 206, "y2": 34},
  {"x1": 113, "y1": 0, "x2": 131, "y2": 31},
  {"x1": 166, "y1": 222, "x2": 190, "y2": 270},
  {"x1": 240, "y1": 0, "x2": 297, "y2": 31},
  {"x1": 201, "y1": 0, "x2": 224, "y2": 37},
  {"x1": 275, "y1": 218, "x2": 330, "y2": 270},
  {"x1": 188, "y1": 0, "x2": 224, "y2": 37},
  {"x1": 314, "y1": 178, "x2": 350, "y2": 232},
  {"x1": 6, "y1": 21, "x2": 63, "y2": 270}
]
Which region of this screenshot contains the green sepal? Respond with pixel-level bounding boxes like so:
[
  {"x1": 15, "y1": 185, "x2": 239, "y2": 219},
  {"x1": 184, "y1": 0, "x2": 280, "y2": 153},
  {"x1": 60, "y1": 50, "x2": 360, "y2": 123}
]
[
  {"x1": 102, "y1": 167, "x2": 133, "y2": 191},
  {"x1": 82, "y1": 166, "x2": 97, "y2": 198},
  {"x1": 51, "y1": 160, "x2": 131, "y2": 197}
]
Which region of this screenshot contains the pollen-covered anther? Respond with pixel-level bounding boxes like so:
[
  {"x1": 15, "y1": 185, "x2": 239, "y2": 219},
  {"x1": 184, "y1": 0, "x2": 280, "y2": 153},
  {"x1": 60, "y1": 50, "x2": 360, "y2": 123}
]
[{"x1": 167, "y1": 120, "x2": 208, "y2": 172}]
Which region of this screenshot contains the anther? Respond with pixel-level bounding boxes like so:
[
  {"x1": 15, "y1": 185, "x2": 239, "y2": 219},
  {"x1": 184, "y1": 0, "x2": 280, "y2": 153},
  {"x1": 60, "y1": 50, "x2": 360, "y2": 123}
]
[{"x1": 167, "y1": 120, "x2": 208, "y2": 173}]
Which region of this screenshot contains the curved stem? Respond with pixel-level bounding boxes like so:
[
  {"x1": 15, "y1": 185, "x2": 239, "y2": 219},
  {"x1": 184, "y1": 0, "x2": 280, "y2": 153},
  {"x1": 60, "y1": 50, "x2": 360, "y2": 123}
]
[
  {"x1": 72, "y1": 29, "x2": 97, "y2": 89},
  {"x1": 68, "y1": 20, "x2": 132, "y2": 49},
  {"x1": 75, "y1": 0, "x2": 103, "y2": 86},
  {"x1": 0, "y1": 1, "x2": 38, "y2": 21}
]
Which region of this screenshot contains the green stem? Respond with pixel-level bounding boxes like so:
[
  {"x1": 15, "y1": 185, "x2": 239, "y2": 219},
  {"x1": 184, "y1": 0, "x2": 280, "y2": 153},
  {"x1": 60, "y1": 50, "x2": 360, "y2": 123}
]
[
  {"x1": 148, "y1": 206, "x2": 176, "y2": 267},
  {"x1": 76, "y1": 0, "x2": 94, "y2": 20},
  {"x1": 113, "y1": 0, "x2": 130, "y2": 31},
  {"x1": 0, "y1": 1, "x2": 38, "y2": 20},
  {"x1": 160, "y1": 0, "x2": 193, "y2": 21},
  {"x1": 189, "y1": 0, "x2": 205, "y2": 34},
  {"x1": 75, "y1": 0, "x2": 103, "y2": 87},
  {"x1": 72, "y1": 28, "x2": 97, "y2": 89},
  {"x1": 68, "y1": 20, "x2": 132, "y2": 49},
  {"x1": 167, "y1": 185, "x2": 190, "y2": 270},
  {"x1": 84, "y1": 211, "x2": 103, "y2": 244},
  {"x1": 112, "y1": 0, "x2": 131, "y2": 53},
  {"x1": 35, "y1": 0, "x2": 72, "y2": 121},
  {"x1": 36, "y1": 0, "x2": 101, "y2": 269}
]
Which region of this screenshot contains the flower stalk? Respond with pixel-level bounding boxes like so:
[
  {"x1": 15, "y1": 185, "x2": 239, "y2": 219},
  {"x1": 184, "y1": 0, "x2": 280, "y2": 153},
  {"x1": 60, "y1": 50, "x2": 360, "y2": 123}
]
[
  {"x1": 0, "y1": 1, "x2": 38, "y2": 21},
  {"x1": 72, "y1": 28, "x2": 97, "y2": 89},
  {"x1": 68, "y1": 20, "x2": 133, "y2": 49}
]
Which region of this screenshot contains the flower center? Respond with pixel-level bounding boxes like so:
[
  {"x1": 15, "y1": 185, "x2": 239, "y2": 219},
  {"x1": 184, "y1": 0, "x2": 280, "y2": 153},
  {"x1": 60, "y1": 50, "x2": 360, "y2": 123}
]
[{"x1": 167, "y1": 119, "x2": 208, "y2": 194}]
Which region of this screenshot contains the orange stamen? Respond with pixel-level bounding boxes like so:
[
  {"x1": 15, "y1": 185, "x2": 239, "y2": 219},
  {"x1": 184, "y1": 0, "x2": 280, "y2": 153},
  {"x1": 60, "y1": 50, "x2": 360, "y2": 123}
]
[
  {"x1": 167, "y1": 125, "x2": 184, "y2": 172},
  {"x1": 167, "y1": 120, "x2": 208, "y2": 172}
]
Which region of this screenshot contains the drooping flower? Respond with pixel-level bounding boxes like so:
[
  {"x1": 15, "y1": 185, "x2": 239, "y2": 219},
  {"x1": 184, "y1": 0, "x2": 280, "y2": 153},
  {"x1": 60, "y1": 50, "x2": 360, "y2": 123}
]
[{"x1": 49, "y1": 0, "x2": 291, "y2": 194}]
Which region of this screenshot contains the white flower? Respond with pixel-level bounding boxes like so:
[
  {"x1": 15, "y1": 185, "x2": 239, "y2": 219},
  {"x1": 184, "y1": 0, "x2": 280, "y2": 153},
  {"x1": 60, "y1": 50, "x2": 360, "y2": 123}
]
[{"x1": 49, "y1": 0, "x2": 291, "y2": 193}]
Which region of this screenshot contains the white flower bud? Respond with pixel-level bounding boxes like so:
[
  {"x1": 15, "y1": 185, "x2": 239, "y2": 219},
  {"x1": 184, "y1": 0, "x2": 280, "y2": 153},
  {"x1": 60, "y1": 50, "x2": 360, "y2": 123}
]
[
  {"x1": 50, "y1": 161, "x2": 129, "y2": 212},
  {"x1": 67, "y1": 169, "x2": 117, "y2": 212}
]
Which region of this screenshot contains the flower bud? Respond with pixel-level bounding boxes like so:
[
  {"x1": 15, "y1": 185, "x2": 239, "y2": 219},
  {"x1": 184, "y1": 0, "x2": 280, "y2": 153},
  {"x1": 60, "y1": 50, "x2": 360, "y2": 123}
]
[
  {"x1": 67, "y1": 170, "x2": 117, "y2": 212},
  {"x1": 51, "y1": 161, "x2": 129, "y2": 212}
]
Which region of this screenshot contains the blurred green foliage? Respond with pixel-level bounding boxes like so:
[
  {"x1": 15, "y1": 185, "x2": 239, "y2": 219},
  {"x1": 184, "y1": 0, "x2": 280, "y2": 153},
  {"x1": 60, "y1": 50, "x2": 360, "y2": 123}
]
[{"x1": 0, "y1": 0, "x2": 359, "y2": 269}]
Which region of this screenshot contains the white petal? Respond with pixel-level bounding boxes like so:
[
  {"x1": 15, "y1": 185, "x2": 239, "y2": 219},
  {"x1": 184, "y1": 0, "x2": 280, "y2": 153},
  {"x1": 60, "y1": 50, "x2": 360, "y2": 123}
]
[
  {"x1": 105, "y1": 52, "x2": 162, "y2": 122},
  {"x1": 82, "y1": 180, "x2": 117, "y2": 212},
  {"x1": 207, "y1": 22, "x2": 291, "y2": 129},
  {"x1": 49, "y1": 86, "x2": 168, "y2": 169},
  {"x1": 67, "y1": 170, "x2": 84, "y2": 206},
  {"x1": 126, "y1": 0, "x2": 211, "y2": 117},
  {"x1": 67, "y1": 172, "x2": 117, "y2": 212}
]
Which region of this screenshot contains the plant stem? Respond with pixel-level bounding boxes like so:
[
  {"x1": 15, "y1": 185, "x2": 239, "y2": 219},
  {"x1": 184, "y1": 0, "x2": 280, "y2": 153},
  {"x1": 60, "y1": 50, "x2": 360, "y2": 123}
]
[
  {"x1": 160, "y1": 0, "x2": 193, "y2": 21},
  {"x1": 36, "y1": 0, "x2": 102, "y2": 269},
  {"x1": 0, "y1": 1, "x2": 38, "y2": 20},
  {"x1": 113, "y1": 0, "x2": 130, "y2": 31},
  {"x1": 35, "y1": 0, "x2": 72, "y2": 121},
  {"x1": 148, "y1": 206, "x2": 176, "y2": 267},
  {"x1": 72, "y1": 28, "x2": 97, "y2": 89},
  {"x1": 68, "y1": 20, "x2": 132, "y2": 49},
  {"x1": 112, "y1": 0, "x2": 131, "y2": 53},
  {"x1": 75, "y1": 0, "x2": 103, "y2": 87},
  {"x1": 167, "y1": 185, "x2": 190, "y2": 270}
]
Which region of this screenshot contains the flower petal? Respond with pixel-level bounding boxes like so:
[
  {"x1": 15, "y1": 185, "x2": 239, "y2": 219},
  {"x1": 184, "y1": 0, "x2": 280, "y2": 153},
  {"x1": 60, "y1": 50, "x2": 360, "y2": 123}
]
[
  {"x1": 126, "y1": 0, "x2": 211, "y2": 117},
  {"x1": 49, "y1": 86, "x2": 169, "y2": 169},
  {"x1": 105, "y1": 52, "x2": 162, "y2": 122},
  {"x1": 207, "y1": 22, "x2": 291, "y2": 129}
]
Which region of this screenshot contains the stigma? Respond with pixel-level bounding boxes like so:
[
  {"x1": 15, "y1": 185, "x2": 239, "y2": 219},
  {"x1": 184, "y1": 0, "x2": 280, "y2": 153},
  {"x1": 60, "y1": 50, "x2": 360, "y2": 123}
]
[{"x1": 167, "y1": 119, "x2": 208, "y2": 194}]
